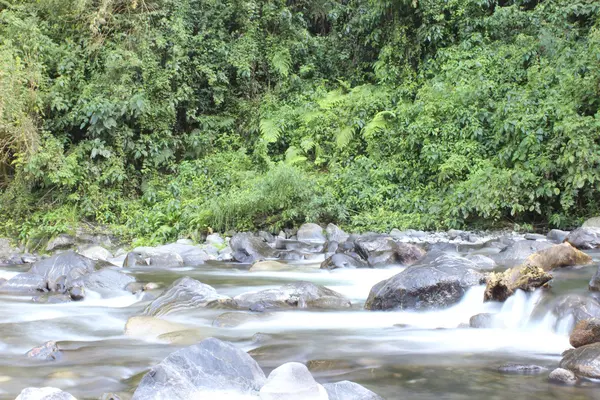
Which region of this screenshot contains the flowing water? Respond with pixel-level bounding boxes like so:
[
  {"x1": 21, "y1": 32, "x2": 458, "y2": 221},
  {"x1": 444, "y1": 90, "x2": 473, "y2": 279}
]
[{"x1": 1, "y1": 252, "x2": 600, "y2": 399}]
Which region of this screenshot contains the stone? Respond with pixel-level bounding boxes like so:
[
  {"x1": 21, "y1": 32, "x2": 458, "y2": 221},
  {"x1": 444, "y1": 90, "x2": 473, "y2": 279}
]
[
  {"x1": 320, "y1": 253, "x2": 369, "y2": 270},
  {"x1": 492, "y1": 240, "x2": 553, "y2": 267},
  {"x1": 560, "y1": 342, "x2": 600, "y2": 379},
  {"x1": 206, "y1": 233, "x2": 225, "y2": 247},
  {"x1": 0, "y1": 273, "x2": 46, "y2": 293},
  {"x1": 46, "y1": 234, "x2": 75, "y2": 252},
  {"x1": 230, "y1": 232, "x2": 275, "y2": 263},
  {"x1": 125, "y1": 316, "x2": 192, "y2": 339},
  {"x1": 212, "y1": 312, "x2": 271, "y2": 328},
  {"x1": 234, "y1": 281, "x2": 351, "y2": 310},
  {"x1": 143, "y1": 277, "x2": 232, "y2": 317},
  {"x1": 326, "y1": 224, "x2": 349, "y2": 243},
  {"x1": 26, "y1": 341, "x2": 61, "y2": 361},
  {"x1": 249, "y1": 260, "x2": 290, "y2": 272},
  {"x1": 551, "y1": 295, "x2": 600, "y2": 328},
  {"x1": 524, "y1": 243, "x2": 592, "y2": 271},
  {"x1": 297, "y1": 223, "x2": 326, "y2": 244},
  {"x1": 131, "y1": 338, "x2": 266, "y2": 400},
  {"x1": 99, "y1": 394, "x2": 122, "y2": 400},
  {"x1": 158, "y1": 243, "x2": 211, "y2": 265},
  {"x1": 124, "y1": 243, "x2": 208, "y2": 267},
  {"x1": 79, "y1": 245, "x2": 113, "y2": 261},
  {"x1": 524, "y1": 233, "x2": 547, "y2": 241},
  {"x1": 548, "y1": 368, "x2": 577, "y2": 385},
  {"x1": 497, "y1": 364, "x2": 547, "y2": 374},
  {"x1": 355, "y1": 235, "x2": 425, "y2": 267},
  {"x1": 447, "y1": 229, "x2": 467, "y2": 241},
  {"x1": 29, "y1": 251, "x2": 96, "y2": 292},
  {"x1": 0, "y1": 238, "x2": 16, "y2": 262},
  {"x1": 15, "y1": 387, "x2": 77, "y2": 400},
  {"x1": 565, "y1": 228, "x2": 600, "y2": 250},
  {"x1": 365, "y1": 254, "x2": 485, "y2": 310},
  {"x1": 583, "y1": 217, "x2": 600, "y2": 228},
  {"x1": 68, "y1": 285, "x2": 85, "y2": 301},
  {"x1": 323, "y1": 381, "x2": 383, "y2": 400},
  {"x1": 570, "y1": 318, "x2": 600, "y2": 348},
  {"x1": 259, "y1": 362, "x2": 328, "y2": 400},
  {"x1": 547, "y1": 229, "x2": 570, "y2": 243},
  {"x1": 484, "y1": 265, "x2": 552, "y2": 302},
  {"x1": 81, "y1": 268, "x2": 135, "y2": 293},
  {"x1": 465, "y1": 254, "x2": 497, "y2": 270},
  {"x1": 469, "y1": 313, "x2": 496, "y2": 328},
  {"x1": 590, "y1": 265, "x2": 600, "y2": 292},
  {"x1": 258, "y1": 231, "x2": 276, "y2": 244}
]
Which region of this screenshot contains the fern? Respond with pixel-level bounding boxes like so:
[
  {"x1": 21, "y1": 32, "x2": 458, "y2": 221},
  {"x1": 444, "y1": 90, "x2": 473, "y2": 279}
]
[
  {"x1": 260, "y1": 118, "x2": 281, "y2": 143},
  {"x1": 271, "y1": 49, "x2": 292, "y2": 77},
  {"x1": 363, "y1": 111, "x2": 395, "y2": 138},
  {"x1": 336, "y1": 125, "x2": 354, "y2": 148},
  {"x1": 284, "y1": 146, "x2": 307, "y2": 165}
]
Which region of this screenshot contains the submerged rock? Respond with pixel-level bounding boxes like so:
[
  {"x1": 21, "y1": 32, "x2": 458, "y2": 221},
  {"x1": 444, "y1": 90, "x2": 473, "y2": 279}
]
[
  {"x1": 323, "y1": 381, "x2": 383, "y2": 400},
  {"x1": 131, "y1": 338, "x2": 266, "y2": 400},
  {"x1": 484, "y1": 265, "x2": 552, "y2": 302},
  {"x1": 259, "y1": 362, "x2": 328, "y2": 400},
  {"x1": 81, "y1": 268, "x2": 135, "y2": 293},
  {"x1": 212, "y1": 311, "x2": 271, "y2": 328},
  {"x1": 143, "y1": 277, "x2": 232, "y2": 317},
  {"x1": 297, "y1": 223, "x2": 326, "y2": 244},
  {"x1": 249, "y1": 260, "x2": 289, "y2": 272},
  {"x1": 590, "y1": 265, "x2": 600, "y2": 291},
  {"x1": 29, "y1": 251, "x2": 96, "y2": 292},
  {"x1": 570, "y1": 318, "x2": 600, "y2": 348},
  {"x1": 548, "y1": 368, "x2": 577, "y2": 385},
  {"x1": 15, "y1": 387, "x2": 77, "y2": 400},
  {"x1": 493, "y1": 240, "x2": 553, "y2": 267},
  {"x1": 26, "y1": 341, "x2": 61, "y2": 361},
  {"x1": 230, "y1": 232, "x2": 275, "y2": 263},
  {"x1": 364, "y1": 254, "x2": 485, "y2": 310},
  {"x1": 0, "y1": 273, "x2": 46, "y2": 293},
  {"x1": 560, "y1": 342, "x2": 600, "y2": 379},
  {"x1": 320, "y1": 253, "x2": 369, "y2": 270},
  {"x1": 565, "y1": 228, "x2": 600, "y2": 250},
  {"x1": 469, "y1": 313, "x2": 497, "y2": 329},
  {"x1": 524, "y1": 243, "x2": 591, "y2": 271},
  {"x1": 551, "y1": 295, "x2": 600, "y2": 328},
  {"x1": 497, "y1": 363, "x2": 547, "y2": 374},
  {"x1": 125, "y1": 316, "x2": 192, "y2": 339}
]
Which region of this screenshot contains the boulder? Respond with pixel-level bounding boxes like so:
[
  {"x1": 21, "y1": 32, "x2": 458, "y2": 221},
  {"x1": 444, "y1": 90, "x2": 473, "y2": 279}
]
[
  {"x1": 297, "y1": 223, "x2": 326, "y2": 244},
  {"x1": 249, "y1": 260, "x2": 290, "y2": 272},
  {"x1": 212, "y1": 312, "x2": 271, "y2": 328},
  {"x1": 570, "y1": 318, "x2": 600, "y2": 348},
  {"x1": 131, "y1": 338, "x2": 266, "y2": 400},
  {"x1": 124, "y1": 243, "x2": 208, "y2": 267},
  {"x1": 0, "y1": 237, "x2": 16, "y2": 262},
  {"x1": 46, "y1": 234, "x2": 75, "y2": 252},
  {"x1": 15, "y1": 387, "x2": 77, "y2": 400},
  {"x1": 320, "y1": 253, "x2": 369, "y2": 270},
  {"x1": 354, "y1": 235, "x2": 425, "y2": 267},
  {"x1": 469, "y1": 313, "x2": 496, "y2": 328},
  {"x1": 551, "y1": 295, "x2": 600, "y2": 328},
  {"x1": 547, "y1": 229, "x2": 570, "y2": 243},
  {"x1": 259, "y1": 362, "x2": 328, "y2": 400},
  {"x1": 323, "y1": 381, "x2": 383, "y2": 400},
  {"x1": 81, "y1": 268, "x2": 135, "y2": 293},
  {"x1": 492, "y1": 240, "x2": 553, "y2": 267},
  {"x1": 497, "y1": 364, "x2": 547, "y2": 374},
  {"x1": 583, "y1": 217, "x2": 600, "y2": 228},
  {"x1": 465, "y1": 254, "x2": 497, "y2": 270},
  {"x1": 143, "y1": 277, "x2": 233, "y2": 317},
  {"x1": 234, "y1": 281, "x2": 351, "y2": 310},
  {"x1": 565, "y1": 228, "x2": 600, "y2": 250},
  {"x1": 590, "y1": 265, "x2": 600, "y2": 291},
  {"x1": 28, "y1": 251, "x2": 96, "y2": 292},
  {"x1": 326, "y1": 224, "x2": 349, "y2": 243},
  {"x1": 560, "y1": 342, "x2": 600, "y2": 379},
  {"x1": 26, "y1": 341, "x2": 61, "y2": 361},
  {"x1": 0, "y1": 273, "x2": 46, "y2": 293},
  {"x1": 274, "y1": 238, "x2": 322, "y2": 252},
  {"x1": 32, "y1": 293, "x2": 72, "y2": 304},
  {"x1": 125, "y1": 316, "x2": 193, "y2": 339},
  {"x1": 230, "y1": 232, "x2": 275, "y2": 263},
  {"x1": 524, "y1": 233, "x2": 547, "y2": 241},
  {"x1": 205, "y1": 233, "x2": 225, "y2": 247},
  {"x1": 364, "y1": 254, "x2": 485, "y2": 311},
  {"x1": 548, "y1": 368, "x2": 577, "y2": 385},
  {"x1": 484, "y1": 265, "x2": 552, "y2": 302},
  {"x1": 158, "y1": 243, "x2": 211, "y2": 265},
  {"x1": 79, "y1": 245, "x2": 113, "y2": 261},
  {"x1": 524, "y1": 243, "x2": 592, "y2": 271},
  {"x1": 258, "y1": 231, "x2": 276, "y2": 244}
]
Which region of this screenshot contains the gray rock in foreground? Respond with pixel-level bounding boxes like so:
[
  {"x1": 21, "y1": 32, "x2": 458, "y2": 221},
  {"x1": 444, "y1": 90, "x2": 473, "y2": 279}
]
[
  {"x1": 559, "y1": 342, "x2": 600, "y2": 379},
  {"x1": 323, "y1": 380, "x2": 384, "y2": 400},
  {"x1": 565, "y1": 228, "x2": 600, "y2": 250},
  {"x1": 260, "y1": 362, "x2": 327, "y2": 400},
  {"x1": 548, "y1": 368, "x2": 577, "y2": 385},
  {"x1": 28, "y1": 251, "x2": 96, "y2": 292},
  {"x1": 15, "y1": 387, "x2": 77, "y2": 400}
]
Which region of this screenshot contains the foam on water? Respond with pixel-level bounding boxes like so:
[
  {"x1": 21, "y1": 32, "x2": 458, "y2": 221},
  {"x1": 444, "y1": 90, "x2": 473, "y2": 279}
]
[{"x1": 0, "y1": 269, "x2": 19, "y2": 280}]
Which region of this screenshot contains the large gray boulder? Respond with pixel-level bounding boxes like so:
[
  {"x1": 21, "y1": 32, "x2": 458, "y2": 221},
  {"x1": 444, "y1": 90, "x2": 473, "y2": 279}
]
[
  {"x1": 143, "y1": 277, "x2": 232, "y2": 317},
  {"x1": 297, "y1": 223, "x2": 326, "y2": 244},
  {"x1": 320, "y1": 253, "x2": 369, "y2": 270},
  {"x1": 583, "y1": 217, "x2": 600, "y2": 228},
  {"x1": 323, "y1": 381, "x2": 384, "y2": 400},
  {"x1": 230, "y1": 232, "x2": 275, "y2": 263},
  {"x1": 81, "y1": 268, "x2": 135, "y2": 293},
  {"x1": 46, "y1": 234, "x2": 75, "y2": 252},
  {"x1": 0, "y1": 273, "x2": 46, "y2": 293},
  {"x1": 565, "y1": 228, "x2": 600, "y2": 249},
  {"x1": 547, "y1": 229, "x2": 570, "y2": 243},
  {"x1": 492, "y1": 240, "x2": 553, "y2": 267},
  {"x1": 560, "y1": 342, "x2": 600, "y2": 379},
  {"x1": 124, "y1": 243, "x2": 209, "y2": 267},
  {"x1": 354, "y1": 235, "x2": 425, "y2": 267},
  {"x1": 28, "y1": 251, "x2": 96, "y2": 291},
  {"x1": 79, "y1": 245, "x2": 113, "y2": 261},
  {"x1": 234, "y1": 281, "x2": 351, "y2": 310},
  {"x1": 26, "y1": 341, "x2": 61, "y2": 361},
  {"x1": 260, "y1": 362, "x2": 328, "y2": 400},
  {"x1": 365, "y1": 254, "x2": 485, "y2": 310},
  {"x1": 325, "y1": 224, "x2": 349, "y2": 243},
  {"x1": 15, "y1": 387, "x2": 77, "y2": 400},
  {"x1": 551, "y1": 295, "x2": 600, "y2": 329},
  {"x1": 131, "y1": 338, "x2": 266, "y2": 400}
]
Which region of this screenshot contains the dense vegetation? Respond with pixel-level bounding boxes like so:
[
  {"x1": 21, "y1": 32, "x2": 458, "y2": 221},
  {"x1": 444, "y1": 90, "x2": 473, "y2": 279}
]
[{"x1": 0, "y1": 0, "x2": 599, "y2": 245}]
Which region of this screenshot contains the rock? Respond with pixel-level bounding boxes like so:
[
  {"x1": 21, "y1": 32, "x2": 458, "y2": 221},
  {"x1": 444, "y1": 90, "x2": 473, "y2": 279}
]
[
  {"x1": 249, "y1": 260, "x2": 290, "y2": 272},
  {"x1": 81, "y1": 268, "x2": 135, "y2": 293},
  {"x1": 218, "y1": 246, "x2": 234, "y2": 261},
  {"x1": 29, "y1": 251, "x2": 96, "y2": 292},
  {"x1": 484, "y1": 265, "x2": 552, "y2": 302},
  {"x1": 469, "y1": 313, "x2": 496, "y2": 328},
  {"x1": 125, "y1": 316, "x2": 192, "y2": 339},
  {"x1": 131, "y1": 338, "x2": 266, "y2": 400},
  {"x1": 259, "y1": 362, "x2": 328, "y2": 400},
  {"x1": 590, "y1": 265, "x2": 600, "y2": 291},
  {"x1": 560, "y1": 342, "x2": 600, "y2": 379},
  {"x1": 548, "y1": 368, "x2": 577, "y2": 385},
  {"x1": 0, "y1": 273, "x2": 46, "y2": 293},
  {"x1": 26, "y1": 341, "x2": 61, "y2": 361},
  {"x1": 354, "y1": 235, "x2": 425, "y2": 267},
  {"x1": 297, "y1": 223, "x2": 326, "y2": 244},
  {"x1": 158, "y1": 243, "x2": 210, "y2": 265},
  {"x1": 275, "y1": 238, "x2": 322, "y2": 252},
  {"x1": 320, "y1": 253, "x2": 369, "y2": 270},
  {"x1": 565, "y1": 228, "x2": 600, "y2": 250},
  {"x1": 323, "y1": 241, "x2": 339, "y2": 257},
  {"x1": 206, "y1": 233, "x2": 225, "y2": 247},
  {"x1": 124, "y1": 244, "x2": 208, "y2": 267},
  {"x1": 524, "y1": 233, "x2": 547, "y2": 241},
  {"x1": 583, "y1": 217, "x2": 600, "y2": 228},
  {"x1": 570, "y1": 318, "x2": 600, "y2": 348},
  {"x1": 15, "y1": 387, "x2": 77, "y2": 400},
  {"x1": 230, "y1": 232, "x2": 275, "y2": 263},
  {"x1": 493, "y1": 240, "x2": 553, "y2": 267},
  {"x1": 258, "y1": 231, "x2": 276, "y2": 244},
  {"x1": 547, "y1": 229, "x2": 570, "y2": 243},
  {"x1": 323, "y1": 381, "x2": 383, "y2": 400},
  {"x1": 68, "y1": 285, "x2": 85, "y2": 301},
  {"x1": 364, "y1": 254, "x2": 485, "y2": 310},
  {"x1": 143, "y1": 277, "x2": 232, "y2": 317},
  {"x1": 79, "y1": 245, "x2": 113, "y2": 261},
  {"x1": 551, "y1": 295, "x2": 600, "y2": 328},
  {"x1": 234, "y1": 281, "x2": 351, "y2": 310},
  {"x1": 32, "y1": 293, "x2": 72, "y2": 304},
  {"x1": 497, "y1": 364, "x2": 547, "y2": 374},
  {"x1": 99, "y1": 394, "x2": 122, "y2": 400},
  {"x1": 0, "y1": 238, "x2": 16, "y2": 262},
  {"x1": 447, "y1": 229, "x2": 467, "y2": 241},
  {"x1": 21, "y1": 254, "x2": 38, "y2": 264},
  {"x1": 326, "y1": 224, "x2": 349, "y2": 243},
  {"x1": 46, "y1": 234, "x2": 75, "y2": 252},
  {"x1": 524, "y1": 243, "x2": 592, "y2": 271},
  {"x1": 465, "y1": 254, "x2": 497, "y2": 270},
  {"x1": 212, "y1": 311, "x2": 271, "y2": 328}
]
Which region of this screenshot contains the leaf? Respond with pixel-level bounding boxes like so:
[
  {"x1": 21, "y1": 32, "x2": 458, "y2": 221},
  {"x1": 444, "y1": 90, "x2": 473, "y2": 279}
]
[
  {"x1": 336, "y1": 126, "x2": 354, "y2": 148},
  {"x1": 271, "y1": 49, "x2": 292, "y2": 78},
  {"x1": 260, "y1": 118, "x2": 280, "y2": 143},
  {"x1": 363, "y1": 111, "x2": 395, "y2": 137},
  {"x1": 284, "y1": 146, "x2": 307, "y2": 165}
]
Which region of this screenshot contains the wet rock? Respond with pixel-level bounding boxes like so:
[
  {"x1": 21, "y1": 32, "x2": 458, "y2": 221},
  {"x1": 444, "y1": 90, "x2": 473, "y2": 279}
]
[
  {"x1": 447, "y1": 229, "x2": 467, "y2": 241},
  {"x1": 548, "y1": 368, "x2": 577, "y2": 385},
  {"x1": 249, "y1": 260, "x2": 289, "y2": 272},
  {"x1": 560, "y1": 342, "x2": 600, "y2": 379},
  {"x1": 365, "y1": 254, "x2": 485, "y2": 310},
  {"x1": 465, "y1": 254, "x2": 497, "y2": 270},
  {"x1": 79, "y1": 245, "x2": 113, "y2": 261},
  {"x1": 570, "y1": 318, "x2": 600, "y2": 348},
  {"x1": 320, "y1": 253, "x2": 369, "y2": 270},
  {"x1": 15, "y1": 387, "x2": 77, "y2": 400},
  {"x1": 484, "y1": 265, "x2": 552, "y2": 302},
  {"x1": 125, "y1": 243, "x2": 208, "y2": 267},
  {"x1": 492, "y1": 240, "x2": 553, "y2": 267},
  {"x1": 326, "y1": 224, "x2": 349, "y2": 243},
  {"x1": 323, "y1": 241, "x2": 339, "y2": 257},
  {"x1": 230, "y1": 232, "x2": 275, "y2": 263},
  {"x1": 547, "y1": 229, "x2": 570, "y2": 243},
  {"x1": 68, "y1": 285, "x2": 85, "y2": 301},
  {"x1": 32, "y1": 293, "x2": 72, "y2": 304},
  {"x1": 46, "y1": 234, "x2": 75, "y2": 252},
  {"x1": 497, "y1": 363, "x2": 547, "y2": 374},
  {"x1": 29, "y1": 251, "x2": 96, "y2": 292},
  {"x1": 99, "y1": 394, "x2": 122, "y2": 400},
  {"x1": 212, "y1": 311, "x2": 271, "y2": 328},
  {"x1": 158, "y1": 243, "x2": 211, "y2": 265},
  {"x1": 323, "y1": 381, "x2": 383, "y2": 400},
  {"x1": 21, "y1": 254, "x2": 38, "y2": 264},
  {"x1": 258, "y1": 231, "x2": 276, "y2": 244},
  {"x1": 81, "y1": 268, "x2": 135, "y2": 293},
  {"x1": 218, "y1": 246, "x2": 234, "y2": 261},
  {"x1": 355, "y1": 235, "x2": 425, "y2": 267},
  {"x1": 125, "y1": 316, "x2": 192, "y2": 339},
  {"x1": 524, "y1": 243, "x2": 592, "y2": 271},
  {"x1": 524, "y1": 233, "x2": 547, "y2": 241},
  {"x1": 275, "y1": 238, "x2": 322, "y2": 252},
  {"x1": 206, "y1": 233, "x2": 225, "y2": 247},
  {"x1": 26, "y1": 341, "x2": 61, "y2": 361},
  {"x1": 131, "y1": 338, "x2": 266, "y2": 400},
  {"x1": 469, "y1": 313, "x2": 496, "y2": 328},
  {"x1": 589, "y1": 265, "x2": 600, "y2": 291},
  {"x1": 565, "y1": 228, "x2": 600, "y2": 250},
  {"x1": 143, "y1": 277, "x2": 232, "y2": 317},
  {"x1": 259, "y1": 362, "x2": 328, "y2": 400},
  {"x1": 0, "y1": 238, "x2": 16, "y2": 263},
  {"x1": 0, "y1": 273, "x2": 46, "y2": 293},
  {"x1": 234, "y1": 281, "x2": 351, "y2": 310},
  {"x1": 551, "y1": 295, "x2": 600, "y2": 328},
  {"x1": 297, "y1": 223, "x2": 326, "y2": 244},
  {"x1": 583, "y1": 217, "x2": 600, "y2": 228}
]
